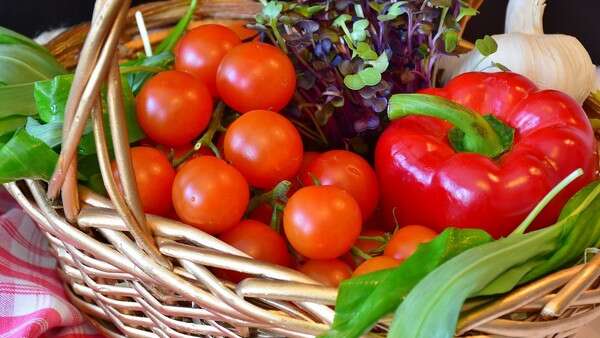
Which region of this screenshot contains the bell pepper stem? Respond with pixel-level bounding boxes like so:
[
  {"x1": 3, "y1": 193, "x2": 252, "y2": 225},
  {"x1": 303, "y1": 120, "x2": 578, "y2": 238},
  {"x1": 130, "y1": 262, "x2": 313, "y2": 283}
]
[{"x1": 388, "y1": 94, "x2": 508, "y2": 157}]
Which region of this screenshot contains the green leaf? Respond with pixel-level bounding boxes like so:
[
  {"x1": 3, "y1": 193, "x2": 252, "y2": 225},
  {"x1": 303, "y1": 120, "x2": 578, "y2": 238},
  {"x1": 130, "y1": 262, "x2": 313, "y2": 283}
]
[
  {"x1": 377, "y1": 1, "x2": 409, "y2": 21},
  {"x1": 25, "y1": 117, "x2": 66, "y2": 148},
  {"x1": 333, "y1": 14, "x2": 352, "y2": 29},
  {"x1": 475, "y1": 35, "x2": 498, "y2": 57},
  {"x1": 483, "y1": 115, "x2": 514, "y2": 153},
  {"x1": 457, "y1": 6, "x2": 479, "y2": 21},
  {"x1": 0, "y1": 26, "x2": 53, "y2": 55},
  {"x1": 320, "y1": 228, "x2": 492, "y2": 338},
  {"x1": 355, "y1": 42, "x2": 378, "y2": 61},
  {"x1": 358, "y1": 67, "x2": 382, "y2": 86},
  {"x1": 0, "y1": 82, "x2": 37, "y2": 118},
  {"x1": 430, "y1": 0, "x2": 452, "y2": 8},
  {"x1": 389, "y1": 181, "x2": 600, "y2": 338},
  {"x1": 351, "y1": 19, "x2": 369, "y2": 42},
  {"x1": 367, "y1": 52, "x2": 389, "y2": 73},
  {"x1": 155, "y1": 0, "x2": 197, "y2": 54},
  {"x1": 0, "y1": 129, "x2": 58, "y2": 183},
  {"x1": 263, "y1": 1, "x2": 283, "y2": 19},
  {"x1": 0, "y1": 116, "x2": 27, "y2": 137},
  {"x1": 0, "y1": 44, "x2": 66, "y2": 85},
  {"x1": 292, "y1": 4, "x2": 326, "y2": 17},
  {"x1": 417, "y1": 43, "x2": 429, "y2": 57},
  {"x1": 493, "y1": 62, "x2": 511, "y2": 72},
  {"x1": 443, "y1": 29, "x2": 459, "y2": 53},
  {"x1": 34, "y1": 74, "x2": 72, "y2": 123},
  {"x1": 123, "y1": 51, "x2": 174, "y2": 94}
]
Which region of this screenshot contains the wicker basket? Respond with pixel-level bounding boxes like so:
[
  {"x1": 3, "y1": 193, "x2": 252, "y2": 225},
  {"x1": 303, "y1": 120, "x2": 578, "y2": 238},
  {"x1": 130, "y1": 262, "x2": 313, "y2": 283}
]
[{"x1": 6, "y1": 0, "x2": 600, "y2": 337}]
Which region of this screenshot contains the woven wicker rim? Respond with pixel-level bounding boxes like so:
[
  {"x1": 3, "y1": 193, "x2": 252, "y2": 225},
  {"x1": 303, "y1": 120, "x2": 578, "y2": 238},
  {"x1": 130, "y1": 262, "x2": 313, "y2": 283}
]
[{"x1": 5, "y1": 1, "x2": 600, "y2": 337}]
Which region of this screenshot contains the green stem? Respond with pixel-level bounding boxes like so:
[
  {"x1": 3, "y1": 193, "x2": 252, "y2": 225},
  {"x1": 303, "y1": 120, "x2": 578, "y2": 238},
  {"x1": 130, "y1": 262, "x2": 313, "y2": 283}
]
[
  {"x1": 351, "y1": 246, "x2": 373, "y2": 260},
  {"x1": 247, "y1": 180, "x2": 292, "y2": 214},
  {"x1": 510, "y1": 168, "x2": 584, "y2": 237},
  {"x1": 388, "y1": 94, "x2": 507, "y2": 157},
  {"x1": 173, "y1": 102, "x2": 224, "y2": 167},
  {"x1": 119, "y1": 65, "x2": 165, "y2": 74}
]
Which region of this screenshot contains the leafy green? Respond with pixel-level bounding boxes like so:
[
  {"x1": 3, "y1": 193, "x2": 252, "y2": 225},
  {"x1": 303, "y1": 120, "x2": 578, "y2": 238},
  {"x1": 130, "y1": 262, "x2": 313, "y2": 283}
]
[
  {"x1": 344, "y1": 67, "x2": 381, "y2": 90},
  {"x1": 355, "y1": 42, "x2": 378, "y2": 61},
  {"x1": 154, "y1": 0, "x2": 197, "y2": 54},
  {"x1": 320, "y1": 228, "x2": 493, "y2": 338},
  {"x1": 0, "y1": 44, "x2": 65, "y2": 85},
  {"x1": 123, "y1": 51, "x2": 174, "y2": 94},
  {"x1": 389, "y1": 180, "x2": 600, "y2": 338},
  {"x1": 443, "y1": 29, "x2": 458, "y2": 53},
  {"x1": 377, "y1": 2, "x2": 408, "y2": 21},
  {"x1": 0, "y1": 129, "x2": 58, "y2": 183},
  {"x1": 0, "y1": 82, "x2": 37, "y2": 118},
  {"x1": 475, "y1": 34, "x2": 498, "y2": 57},
  {"x1": 0, "y1": 116, "x2": 27, "y2": 137},
  {"x1": 0, "y1": 26, "x2": 54, "y2": 55},
  {"x1": 25, "y1": 117, "x2": 66, "y2": 148},
  {"x1": 351, "y1": 19, "x2": 369, "y2": 42},
  {"x1": 292, "y1": 4, "x2": 326, "y2": 17},
  {"x1": 34, "y1": 74, "x2": 72, "y2": 123},
  {"x1": 457, "y1": 6, "x2": 478, "y2": 21}
]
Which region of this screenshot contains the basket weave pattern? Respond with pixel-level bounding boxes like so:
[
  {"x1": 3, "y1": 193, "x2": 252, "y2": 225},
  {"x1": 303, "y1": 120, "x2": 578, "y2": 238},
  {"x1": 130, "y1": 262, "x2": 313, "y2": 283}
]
[{"x1": 5, "y1": 1, "x2": 600, "y2": 337}]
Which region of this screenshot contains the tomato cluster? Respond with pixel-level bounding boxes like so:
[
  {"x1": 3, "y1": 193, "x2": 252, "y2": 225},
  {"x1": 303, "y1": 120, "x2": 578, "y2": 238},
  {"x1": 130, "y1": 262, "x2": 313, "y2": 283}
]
[{"x1": 117, "y1": 24, "x2": 440, "y2": 287}]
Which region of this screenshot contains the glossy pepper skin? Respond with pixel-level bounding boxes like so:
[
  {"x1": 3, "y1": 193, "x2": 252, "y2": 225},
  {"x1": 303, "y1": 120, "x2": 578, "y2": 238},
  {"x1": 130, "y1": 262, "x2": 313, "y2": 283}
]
[{"x1": 375, "y1": 72, "x2": 598, "y2": 238}]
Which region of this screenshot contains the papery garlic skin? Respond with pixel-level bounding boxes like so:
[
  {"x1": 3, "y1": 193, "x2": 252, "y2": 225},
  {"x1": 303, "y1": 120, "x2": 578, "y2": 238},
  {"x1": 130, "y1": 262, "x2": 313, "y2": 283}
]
[{"x1": 439, "y1": 0, "x2": 595, "y2": 104}]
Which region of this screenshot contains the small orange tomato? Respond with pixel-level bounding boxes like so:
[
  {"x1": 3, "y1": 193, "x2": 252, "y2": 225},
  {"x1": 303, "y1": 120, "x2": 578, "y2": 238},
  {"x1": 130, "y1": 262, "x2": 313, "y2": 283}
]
[
  {"x1": 353, "y1": 256, "x2": 401, "y2": 277},
  {"x1": 384, "y1": 225, "x2": 438, "y2": 261}
]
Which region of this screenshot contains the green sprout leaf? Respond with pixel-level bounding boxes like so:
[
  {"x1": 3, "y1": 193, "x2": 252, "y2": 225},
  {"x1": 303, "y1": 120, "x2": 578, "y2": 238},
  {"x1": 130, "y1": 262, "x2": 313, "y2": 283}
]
[
  {"x1": 292, "y1": 4, "x2": 326, "y2": 18},
  {"x1": 355, "y1": 42, "x2": 378, "y2": 61},
  {"x1": 443, "y1": 29, "x2": 459, "y2": 53},
  {"x1": 367, "y1": 52, "x2": 389, "y2": 73},
  {"x1": 377, "y1": 1, "x2": 408, "y2": 21},
  {"x1": 457, "y1": 6, "x2": 479, "y2": 21},
  {"x1": 351, "y1": 19, "x2": 369, "y2": 42},
  {"x1": 333, "y1": 14, "x2": 352, "y2": 29},
  {"x1": 430, "y1": 0, "x2": 452, "y2": 8},
  {"x1": 475, "y1": 35, "x2": 498, "y2": 57},
  {"x1": 493, "y1": 62, "x2": 511, "y2": 72},
  {"x1": 344, "y1": 67, "x2": 382, "y2": 90},
  {"x1": 263, "y1": 0, "x2": 283, "y2": 19}
]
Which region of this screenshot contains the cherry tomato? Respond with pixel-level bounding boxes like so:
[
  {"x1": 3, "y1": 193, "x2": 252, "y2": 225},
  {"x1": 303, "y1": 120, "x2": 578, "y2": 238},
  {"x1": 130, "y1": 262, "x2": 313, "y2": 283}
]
[
  {"x1": 298, "y1": 259, "x2": 353, "y2": 287},
  {"x1": 217, "y1": 42, "x2": 296, "y2": 113},
  {"x1": 384, "y1": 225, "x2": 438, "y2": 261},
  {"x1": 172, "y1": 156, "x2": 249, "y2": 234},
  {"x1": 219, "y1": 220, "x2": 291, "y2": 282},
  {"x1": 136, "y1": 70, "x2": 213, "y2": 147},
  {"x1": 224, "y1": 110, "x2": 303, "y2": 189},
  {"x1": 284, "y1": 186, "x2": 362, "y2": 259},
  {"x1": 303, "y1": 150, "x2": 379, "y2": 220},
  {"x1": 175, "y1": 24, "x2": 241, "y2": 97},
  {"x1": 248, "y1": 203, "x2": 274, "y2": 225},
  {"x1": 353, "y1": 256, "x2": 400, "y2": 277},
  {"x1": 111, "y1": 146, "x2": 175, "y2": 216}
]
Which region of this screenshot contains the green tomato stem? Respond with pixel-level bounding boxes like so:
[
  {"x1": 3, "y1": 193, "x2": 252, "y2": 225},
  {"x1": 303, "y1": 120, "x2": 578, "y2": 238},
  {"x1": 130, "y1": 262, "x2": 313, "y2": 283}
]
[
  {"x1": 351, "y1": 246, "x2": 373, "y2": 261},
  {"x1": 388, "y1": 94, "x2": 507, "y2": 157},
  {"x1": 247, "y1": 180, "x2": 292, "y2": 214}
]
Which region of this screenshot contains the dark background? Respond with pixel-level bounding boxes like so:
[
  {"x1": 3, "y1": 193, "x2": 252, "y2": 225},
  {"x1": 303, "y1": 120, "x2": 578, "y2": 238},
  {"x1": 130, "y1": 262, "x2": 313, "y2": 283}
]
[{"x1": 0, "y1": 0, "x2": 599, "y2": 64}]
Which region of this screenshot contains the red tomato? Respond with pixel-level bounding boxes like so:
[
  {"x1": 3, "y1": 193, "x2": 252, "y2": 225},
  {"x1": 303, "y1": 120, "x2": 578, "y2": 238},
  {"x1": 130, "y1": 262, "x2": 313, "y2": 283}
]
[
  {"x1": 384, "y1": 225, "x2": 438, "y2": 261},
  {"x1": 136, "y1": 70, "x2": 213, "y2": 147},
  {"x1": 353, "y1": 256, "x2": 400, "y2": 277},
  {"x1": 248, "y1": 203, "x2": 274, "y2": 225},
  {"x1": 224, "y1": 110, "x2": 303, "y2": 189},
  {"x1": 303, "y1": 150, "x2": 379, "y2": 220},
  {"x1": 219, "y1": 220, "x2": 291, "y2": 282},
  {"x1": 175, "y1": 24, "x2": 241, "y2": 97},
  {"x1": 172, "y1": 156, "x2": 249, "y2": 234},
  {"x1": 111, "y1": 146, "x2": 175, "y2": 216},
  {"x1": 298, "y1": 259, "x2": 353, "y2": 287},
  {"x1": 216, "y1": 42, "x2": 296, "y2": 113},
  {"x1": 283, "y1": 186, "x2": 362, "y2": 259}
]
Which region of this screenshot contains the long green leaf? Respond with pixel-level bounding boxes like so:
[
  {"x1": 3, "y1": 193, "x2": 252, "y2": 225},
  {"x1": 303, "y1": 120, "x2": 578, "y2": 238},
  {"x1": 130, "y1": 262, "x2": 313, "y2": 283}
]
[
  {"x1": 155, "y1": 0, "x2": 197, "y2": 54},
  {"x1": 34, "y1": 74, "x2": 72, "y2": 123},
  {"x1": 0, "y1": 44, "x2": 65, "y2": 84},
  {"x1": 0, "y1": 129, "x2": 58, "y2": 183},
  {"x1": 389, "y1": 181, "x2": 600, "y2": 338},
  {"x1": 0, "y1": 116, "x2": 27, "y2": 137},
  {"x1": 320, "y1": 228, "x2": 493, "y2": 338},
  {"x1": 0, "y1": 26, "x2": 54, "y2": 55},
  {"x1": 0, "y1": 82, "x2": 37, "y2": 118}
]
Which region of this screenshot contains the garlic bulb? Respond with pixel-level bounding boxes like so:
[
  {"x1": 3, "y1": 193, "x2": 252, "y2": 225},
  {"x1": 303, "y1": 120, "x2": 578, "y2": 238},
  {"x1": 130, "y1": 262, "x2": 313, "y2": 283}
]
[{"x1": 439, "y1": 0, "x2": 595, "y2": 104}]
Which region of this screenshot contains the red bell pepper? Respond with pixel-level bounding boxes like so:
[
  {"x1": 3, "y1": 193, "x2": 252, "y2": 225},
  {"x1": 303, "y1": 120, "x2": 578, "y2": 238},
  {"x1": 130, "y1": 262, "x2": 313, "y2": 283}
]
[{"x1": 375, "y1": 72, "x2": 598, "y2": 238}]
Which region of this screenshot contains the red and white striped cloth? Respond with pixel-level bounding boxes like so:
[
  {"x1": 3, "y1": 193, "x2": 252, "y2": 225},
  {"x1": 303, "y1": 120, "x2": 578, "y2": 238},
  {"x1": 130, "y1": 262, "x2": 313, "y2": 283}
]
[{"x1": 0, "y1": 188, "x2": 101, "y2": 338}]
